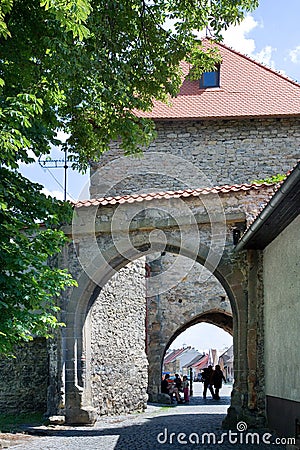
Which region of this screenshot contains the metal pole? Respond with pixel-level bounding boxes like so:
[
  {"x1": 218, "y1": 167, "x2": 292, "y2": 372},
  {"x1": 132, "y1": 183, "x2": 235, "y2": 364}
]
[
  {"x1": 64, "y1": 149, "x2": 68, "y2": 201},
  {"x1": 189, "y1": 367, "x2": 193, "y2": 397}
]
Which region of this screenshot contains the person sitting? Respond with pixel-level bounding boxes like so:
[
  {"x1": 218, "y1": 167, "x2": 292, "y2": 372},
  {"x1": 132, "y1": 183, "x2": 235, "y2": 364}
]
[
  {"x1": 174, "y1": 373, "x2": 183, "y2": 392},
  {"x1": 161, "y1": 374, "x2": 182, "y2": 403}
]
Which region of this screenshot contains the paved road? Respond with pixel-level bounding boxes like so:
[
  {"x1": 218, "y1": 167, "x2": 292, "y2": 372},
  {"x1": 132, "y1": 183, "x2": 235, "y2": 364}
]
[{"x1": 9, "y1": 384, "x2": 288, "y2": 450}]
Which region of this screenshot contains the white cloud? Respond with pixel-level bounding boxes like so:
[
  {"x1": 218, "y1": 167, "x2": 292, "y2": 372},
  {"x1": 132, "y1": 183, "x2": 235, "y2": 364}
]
[
  {"x1": 42, "y1": 187, "x2": 65, "y2": 201},
  {"x1": 254, "y1": 45, "x2": 276, "y2": 68},
  {"x1": 289, "y1": 45, "x2": 300, "y2": 63},
  {"x1": 222, "y1": 15, "x2": 277, "y2": 69},
  {"x1": 222, "y1": 15, "x2": 259, "y2": 55}
]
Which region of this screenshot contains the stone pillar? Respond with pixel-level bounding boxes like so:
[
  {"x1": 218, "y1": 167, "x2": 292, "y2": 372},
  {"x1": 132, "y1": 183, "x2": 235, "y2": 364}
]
[
  {"x1": 64, "y1": 318, "x2": 97, "y2": 425},
  {"x1": 146, "y1": 294, "x2": 164, "y2": 402},
  {"x1": 223, "y1": 282, "x2": 249, "y2": 428},
  {"x1": 223, "y1": 249, "x2": 266, "y2": 429},
  {"x1": 246, "y1": 249, "x2": 266, "y2": 427},
  {"x1": 63, "y1": 291, "x2": 97, "y2": 425},
  {"x1": 222, "y1": 252, "x2": 249, "y2": 428}
]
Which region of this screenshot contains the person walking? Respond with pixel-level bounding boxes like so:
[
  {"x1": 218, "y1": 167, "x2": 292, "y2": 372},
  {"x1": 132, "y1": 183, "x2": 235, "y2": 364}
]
[
  {"x1": 212, "y1": 365, "x2": 226, "y2": 400},
  {"x1": 202, "y1": 365, "x2": 215, "y2": 399}
]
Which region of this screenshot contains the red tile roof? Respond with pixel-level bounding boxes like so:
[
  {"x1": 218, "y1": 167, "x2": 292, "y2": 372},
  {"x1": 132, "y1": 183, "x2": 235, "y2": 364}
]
[
  {"x1": 135, "y1": 40, "x2": 300, "y2": 120},
  {"x1": 164, "y1": 348, "x2": 187, "y2": 364},
  {"x1": 193, "y1": 354, "x2": 209, "y2": 370},
  {"x1": 74, "y1": 181, "x2": 273, "y2": 208}
]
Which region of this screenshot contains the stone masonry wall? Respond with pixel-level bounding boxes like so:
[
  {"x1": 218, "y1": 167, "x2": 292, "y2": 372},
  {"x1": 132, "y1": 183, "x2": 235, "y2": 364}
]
[
  {"x1": 146, "y1": 253, "x2": 233, "y2": 400},
  {"x1": 0, "y1": 338, "x2": 48, "y2": 414},
  {"x1": 149, "y1": 253, "x2": 232, "y2": 329},
  {"x1": 90, "y1": 259, "x2": 148, "y2": 415},
  {"x1": 2, "y1": 117, "x2": 298, "y2": 419},
  {"x1": 90, "y1": 117, "x2": 300, "y2": 197}
]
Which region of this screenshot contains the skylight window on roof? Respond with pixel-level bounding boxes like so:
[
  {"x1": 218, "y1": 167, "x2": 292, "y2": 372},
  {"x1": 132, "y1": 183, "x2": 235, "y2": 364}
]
[{"x1": 200, "y1": 66, "x2": 220, "y2": 89}]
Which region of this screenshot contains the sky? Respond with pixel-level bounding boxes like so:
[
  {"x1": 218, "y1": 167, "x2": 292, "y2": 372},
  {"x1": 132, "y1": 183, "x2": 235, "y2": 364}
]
[
  {"x1": 19, "y1": 0, "x2": 300, "y2": 352},
  {"x1": 170, "y1": 323, "x2": 232, "y2": 354}
]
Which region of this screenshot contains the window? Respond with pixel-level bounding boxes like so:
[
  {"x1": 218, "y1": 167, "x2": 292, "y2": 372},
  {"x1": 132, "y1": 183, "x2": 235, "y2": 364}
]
[{"x1": 199, "y1": 66, "x2": 220, "y2": 89}]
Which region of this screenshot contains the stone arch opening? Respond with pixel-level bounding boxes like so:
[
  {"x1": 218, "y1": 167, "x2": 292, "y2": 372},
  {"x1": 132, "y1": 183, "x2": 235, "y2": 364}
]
[
  {"x1": 164, "y1": 311, "x2": 233, "y2": 354},
  {"x1": 161, "y1": 320, "x2": 234, "y2": 406},
  {"x1": 161, "y1": 315, "x2": 234, "y2": 394},
  {"x1": 63, "y1": 236, "x2": 247, "y2": 425}
]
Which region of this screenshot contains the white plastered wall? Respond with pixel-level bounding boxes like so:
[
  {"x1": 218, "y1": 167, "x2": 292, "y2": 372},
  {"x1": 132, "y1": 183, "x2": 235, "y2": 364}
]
[{"x1": 264, "y1": 214, "x2": 300, "y2": 402}]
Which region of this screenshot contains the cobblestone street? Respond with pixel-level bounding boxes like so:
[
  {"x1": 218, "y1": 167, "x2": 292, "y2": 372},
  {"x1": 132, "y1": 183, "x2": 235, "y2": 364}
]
[{"x1": 8, "y1": 384, "x2": 289, "y2": 450}]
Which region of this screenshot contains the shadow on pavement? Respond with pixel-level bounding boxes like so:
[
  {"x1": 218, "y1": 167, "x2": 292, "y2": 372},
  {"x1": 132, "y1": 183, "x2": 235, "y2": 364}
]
[{"x1": 20, "y1": 395, "x2": 286, "y2": 450}]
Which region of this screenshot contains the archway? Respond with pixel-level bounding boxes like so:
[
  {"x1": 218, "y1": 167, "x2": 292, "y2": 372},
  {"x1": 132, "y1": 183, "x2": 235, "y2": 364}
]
[
  {"x1": 61, "y1": 235, "x2": 249, "y2": 426},
  {"x1": 162, "y1": 320, "x2": 233, "y2": 400}
]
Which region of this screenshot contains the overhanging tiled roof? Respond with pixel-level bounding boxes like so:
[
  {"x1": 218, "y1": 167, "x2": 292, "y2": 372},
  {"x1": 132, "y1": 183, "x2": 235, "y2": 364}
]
[
  {"x1": 74, "y1": 182, "x2": 273, "y2": 208},
  {"x1": 135, "y1": 40, "x2": 300, "y2": 120},
  {"x1": 236, "y1": 162, "x2": 300, "y2": 250}
]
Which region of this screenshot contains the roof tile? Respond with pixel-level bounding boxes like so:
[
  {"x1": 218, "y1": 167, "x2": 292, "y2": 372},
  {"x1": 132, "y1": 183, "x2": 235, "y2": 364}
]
[
  {"x1": 73, "y1": 182, "x2": 274, "y2": 209},
  {"x1": 134, "y1": 40, "x2": 300, "y2": 120}
]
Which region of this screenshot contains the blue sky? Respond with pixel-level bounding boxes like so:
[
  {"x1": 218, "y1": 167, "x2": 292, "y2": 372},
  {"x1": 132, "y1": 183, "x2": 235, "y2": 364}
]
[
  {"x1": 222, "y1": 0, "x2": 300, "y2": 82},
  {"x1": 19, "y1": 0, "x2": 299, "y2": 354}
]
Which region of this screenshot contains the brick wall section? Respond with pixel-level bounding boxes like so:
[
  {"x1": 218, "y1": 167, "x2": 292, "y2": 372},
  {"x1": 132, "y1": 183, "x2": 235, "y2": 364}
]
[{"x1": 0, "y1": 338, "x2": 48, "y2": 414}]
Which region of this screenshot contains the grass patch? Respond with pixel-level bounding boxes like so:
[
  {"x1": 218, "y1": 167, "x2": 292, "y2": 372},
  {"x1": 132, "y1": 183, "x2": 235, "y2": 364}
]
[{"x1": 0, "y1": 412, "x2": 45, "y2": 433}]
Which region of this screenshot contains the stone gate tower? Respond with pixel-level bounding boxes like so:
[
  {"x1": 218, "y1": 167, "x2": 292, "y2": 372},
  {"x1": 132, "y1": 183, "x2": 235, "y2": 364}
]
[
  {"x1": 79, "y1": 40, "x2": 300, "y2": 424},
  {"x1": 1, "y1": 40, "x2": 300, "y2": 428}
]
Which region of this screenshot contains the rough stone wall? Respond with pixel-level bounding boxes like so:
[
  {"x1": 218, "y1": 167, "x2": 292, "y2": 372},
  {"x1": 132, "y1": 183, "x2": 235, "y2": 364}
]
[
  {"x1": 3, "y1": 117, "x2": 298, "y2": 420},
  {"x1": 0, "y1": 338, "x2": 48, "y2": 414},
  {"x1": 148, "y1": 253, "x2": 231, "y2": 329},
  {"x1": 74, "y1": 187, "x2": 272, "y2": 405},
  {"x1": 146, "y1": 255, "x2": 233, "y2": 402},
  {"x1": 90, "y1": 118, "x2": 300, "y2": 197},
  {"x1": 90, "y1": 259, "x2": 148, "y2": 415},
  {"x1": 154, "y1": 253, "x2": 229, "y2": 304}
]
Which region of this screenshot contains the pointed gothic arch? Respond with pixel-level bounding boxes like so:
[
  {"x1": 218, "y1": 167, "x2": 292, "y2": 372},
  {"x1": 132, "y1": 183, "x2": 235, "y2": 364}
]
[{"x1": 60, "y1": 234, "x2": 252, "y2": 426}]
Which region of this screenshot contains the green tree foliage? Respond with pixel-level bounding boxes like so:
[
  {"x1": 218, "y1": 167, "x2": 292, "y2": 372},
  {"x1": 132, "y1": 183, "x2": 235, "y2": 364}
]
[
  {"x1": 0, "y1": 168, "x2": 76, "y2": 355},
  {"x1": 252, "y1": 174, "x2": 287, "y2": 185},
  {"x1": 0, "y1": 0, "x2": 258, "y2": 355}
]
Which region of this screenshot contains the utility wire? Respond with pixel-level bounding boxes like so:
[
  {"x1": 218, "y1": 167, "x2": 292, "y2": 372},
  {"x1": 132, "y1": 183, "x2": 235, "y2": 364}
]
[{"x1": 42, "y1": 166, "x2": 76, "y2": 202}]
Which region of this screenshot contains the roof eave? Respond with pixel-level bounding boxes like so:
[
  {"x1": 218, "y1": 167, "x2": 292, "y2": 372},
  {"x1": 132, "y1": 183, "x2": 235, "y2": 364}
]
[
  {"x1": 143, "y1": 113, "x2": 300, "y2": 121},
  {"x1": 235, "y1": 161, "x2": 300, "y2": 251}
]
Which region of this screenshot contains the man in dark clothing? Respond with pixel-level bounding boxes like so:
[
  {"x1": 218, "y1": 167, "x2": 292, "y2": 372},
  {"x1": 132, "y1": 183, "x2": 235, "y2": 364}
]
[
  {"x1": 212, "y1": 365, "x2": 226, "y2": 400},
  {"x1": 202, "y1": 365, "x2": 215, "y2": 399}
]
